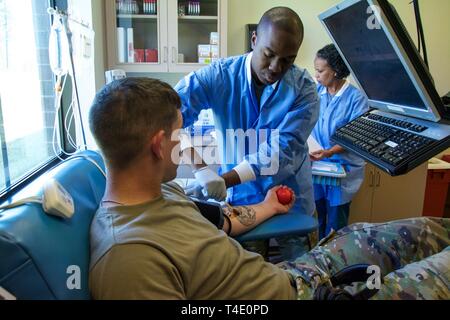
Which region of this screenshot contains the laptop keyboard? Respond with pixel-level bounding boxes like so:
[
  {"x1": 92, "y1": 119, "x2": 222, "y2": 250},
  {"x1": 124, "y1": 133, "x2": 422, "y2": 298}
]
[{"x1": 334, "y1": 117, "x2": 436, "y2": 167}]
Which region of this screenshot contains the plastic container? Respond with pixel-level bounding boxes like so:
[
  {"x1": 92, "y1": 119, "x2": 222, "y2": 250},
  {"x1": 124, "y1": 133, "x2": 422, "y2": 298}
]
[{"x1": 422, "y1": 158, "x2": 450, "y2": 217}]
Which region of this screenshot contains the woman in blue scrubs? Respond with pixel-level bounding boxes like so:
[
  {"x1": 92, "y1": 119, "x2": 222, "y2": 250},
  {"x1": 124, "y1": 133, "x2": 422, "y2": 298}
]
[{"x1": 311, "y1": 44, "x2": 369, "y2": 240}]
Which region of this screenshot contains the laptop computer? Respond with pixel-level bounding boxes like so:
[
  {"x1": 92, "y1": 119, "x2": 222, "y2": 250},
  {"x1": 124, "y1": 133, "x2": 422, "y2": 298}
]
[{"x1": 319, "y1": 0, "x2": 450, "y2": 176}]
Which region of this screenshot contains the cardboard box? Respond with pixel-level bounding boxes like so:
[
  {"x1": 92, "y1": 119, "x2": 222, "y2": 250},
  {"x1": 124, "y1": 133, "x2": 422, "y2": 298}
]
[
  {"x1": 145, "y1": 49, "x2": 158, "y2": 63},
  {"x1": 198, "y1": 44, "x2": 211, "y2": 58},
  {"x1": 210, "y1": 32, "x2": 219, "y2": 45},
  {"x1": 211, "y1": 45, "x2": 219, "y2": 59},
  {"x1": 134, "y1": 49, "x2": 145, "y2": 63},
  {"x1": 198, "y1": 57, "x2": 212, "y2": 64}
]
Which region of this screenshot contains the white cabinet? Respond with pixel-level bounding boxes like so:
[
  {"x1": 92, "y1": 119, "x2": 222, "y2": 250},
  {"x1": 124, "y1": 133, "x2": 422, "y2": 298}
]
[
  {"x1": 105, "y1": 0, "x2": 227, "y2": 73},
  {"x1": 349, "y1": 163, "x2": 427, "y2": 224}
]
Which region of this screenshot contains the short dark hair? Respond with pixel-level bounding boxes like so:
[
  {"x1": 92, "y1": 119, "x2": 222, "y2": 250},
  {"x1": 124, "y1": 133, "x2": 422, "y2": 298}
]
[
  {"x1": 317, "y1": 44, "x2": 350, "y2": 79},
  {"x1": 256, "y1": 7, "x2": 304, "y2": 44},
  {"x1": 89, "y1": 77, "x2": 181, "y2": 170}
]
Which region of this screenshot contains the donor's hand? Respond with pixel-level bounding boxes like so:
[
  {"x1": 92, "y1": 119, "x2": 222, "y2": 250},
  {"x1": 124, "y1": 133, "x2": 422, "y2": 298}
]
[{"x1": 263, "y1": 186, "x2": 295, "y2": 215}]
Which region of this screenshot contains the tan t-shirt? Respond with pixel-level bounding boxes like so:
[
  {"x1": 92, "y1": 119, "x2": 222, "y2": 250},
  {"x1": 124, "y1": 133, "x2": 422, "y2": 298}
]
[{"x1": 89, "y1": 182, "x2": 296, "y2": 300}]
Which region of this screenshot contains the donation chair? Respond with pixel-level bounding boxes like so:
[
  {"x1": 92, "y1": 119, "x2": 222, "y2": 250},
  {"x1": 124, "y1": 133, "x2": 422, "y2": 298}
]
[{"x1": 0, "y1": 151, "x2": 106, "y2": 300}]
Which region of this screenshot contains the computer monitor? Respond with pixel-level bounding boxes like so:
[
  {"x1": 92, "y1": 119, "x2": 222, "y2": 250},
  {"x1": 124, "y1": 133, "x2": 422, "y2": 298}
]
[{"x1": 319, "y1": 0, "x2": 445, "y2": 123}]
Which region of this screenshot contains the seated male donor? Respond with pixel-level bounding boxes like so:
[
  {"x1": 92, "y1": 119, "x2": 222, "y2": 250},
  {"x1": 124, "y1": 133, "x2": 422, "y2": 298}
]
[
  {"x1": 89, "y1": 78, "x2": 450, "y2": 300},
  {"x1": 89, "y1": 78, "x2": 297, "y2": 299}
]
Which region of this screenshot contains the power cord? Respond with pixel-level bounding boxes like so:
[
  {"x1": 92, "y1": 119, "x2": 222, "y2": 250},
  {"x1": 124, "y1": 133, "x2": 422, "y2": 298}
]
[
  {"x1": 66, "y1": 154, "x2": 107, "y2": 178},
  {"x1": 0, "y1": 196, "x2": 43, "y2": 210}
]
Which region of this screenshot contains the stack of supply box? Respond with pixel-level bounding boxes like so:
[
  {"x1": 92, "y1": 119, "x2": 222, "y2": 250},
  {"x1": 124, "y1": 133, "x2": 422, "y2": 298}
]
[{"x1": 197, "y1": 32, "x2": 219, "y2": 64}]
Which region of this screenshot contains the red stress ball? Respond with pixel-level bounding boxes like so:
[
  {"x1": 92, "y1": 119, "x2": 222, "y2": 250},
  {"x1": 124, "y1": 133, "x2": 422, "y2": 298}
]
[{"x1": 276, "y1": 187, "x2": 293, "y2": 205}]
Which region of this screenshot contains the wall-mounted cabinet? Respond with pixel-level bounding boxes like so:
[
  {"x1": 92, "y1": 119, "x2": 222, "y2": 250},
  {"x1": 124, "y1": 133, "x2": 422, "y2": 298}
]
[
  {"x1": 350, "y1": 163, "x2": 427, "y2": 224},
  {"x1": 105, "y1": 0, "x2": 228, "y2": 73}
]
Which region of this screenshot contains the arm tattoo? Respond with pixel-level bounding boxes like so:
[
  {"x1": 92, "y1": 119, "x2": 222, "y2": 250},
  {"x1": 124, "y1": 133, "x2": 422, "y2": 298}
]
[
  {"x1": 222, "y1": 206, "x2": 235, "y2": 218},
  {"x1": 222, "y1": 204, "x2": 256, "y2": 227},
  {"x1": 233, "y1": 206, "x2": 256, "y2": 227}
]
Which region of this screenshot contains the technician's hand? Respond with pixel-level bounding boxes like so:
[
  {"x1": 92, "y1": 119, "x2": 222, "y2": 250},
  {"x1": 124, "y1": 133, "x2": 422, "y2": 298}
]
[
  {"x1": 185, "y1": 181, "x2": 207, "y2": 200},
  {"x1": 310, "y1": 149, "x2": 333, "y2": 161},
  {"x1": 193, "y1": 167, "x2": 227, "y2": 201},
  {"x1": 263, "y1": 186, "x2": 296, "y2": 215}
]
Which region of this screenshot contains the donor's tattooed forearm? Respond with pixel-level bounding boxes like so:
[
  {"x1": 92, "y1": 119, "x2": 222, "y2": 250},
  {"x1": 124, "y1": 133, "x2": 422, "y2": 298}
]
[{"x1": 233, "y1": 206, "x2": 256, "y2": 226}]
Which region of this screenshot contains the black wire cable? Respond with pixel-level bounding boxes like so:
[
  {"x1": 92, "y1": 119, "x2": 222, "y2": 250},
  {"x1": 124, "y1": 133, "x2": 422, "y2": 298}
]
[
  {"x1": 413, "y1": 0, "x2": 429, "y2": 68},
  {"x1": 411, "y1": 0, "x2": 421, "y2": 54}
]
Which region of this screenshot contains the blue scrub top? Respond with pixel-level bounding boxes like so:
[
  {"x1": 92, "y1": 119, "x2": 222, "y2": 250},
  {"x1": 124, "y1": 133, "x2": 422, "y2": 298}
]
[
  {"x1": 312, "y1": 82, "x2": 369, "y2": 206},
  {"x1": 175, "y1": 53, "x2": 320, "y2": 216}
]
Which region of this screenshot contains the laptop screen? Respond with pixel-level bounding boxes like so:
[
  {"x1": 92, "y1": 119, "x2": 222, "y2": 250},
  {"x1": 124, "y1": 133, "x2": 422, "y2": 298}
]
[{"x1": 319, "y1": 0, "x2": 443, "y2": 122}]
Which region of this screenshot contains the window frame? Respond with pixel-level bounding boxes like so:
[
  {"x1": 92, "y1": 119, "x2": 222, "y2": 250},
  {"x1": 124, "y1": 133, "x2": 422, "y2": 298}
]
[{"x1": 0, "y1": 0, "x2": 72, "y2": 202}]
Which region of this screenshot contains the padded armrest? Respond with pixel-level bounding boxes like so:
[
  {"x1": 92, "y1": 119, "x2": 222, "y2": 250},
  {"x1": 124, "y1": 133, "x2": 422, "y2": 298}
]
[{"x1": 235, "y1": 212, "x2": 318, "y2": 242}]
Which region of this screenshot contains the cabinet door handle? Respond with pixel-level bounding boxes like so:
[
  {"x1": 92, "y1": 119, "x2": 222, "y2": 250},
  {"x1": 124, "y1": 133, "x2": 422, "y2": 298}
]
[
  {"x1": 369, "y1": 170, "x2": 374, "y2": 187},
  {"x1": 172, "y1": 47, "x2": 177, "y2": 63},
  {"x1": 375, "y1": 171, "x2": 381, "y2": 187},
  {"x1": 163, "y1": 47, "x2": 168, "y2": 63}
]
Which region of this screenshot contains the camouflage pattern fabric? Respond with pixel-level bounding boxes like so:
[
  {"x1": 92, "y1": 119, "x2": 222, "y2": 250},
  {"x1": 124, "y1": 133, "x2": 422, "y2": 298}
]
[
  {"x1": 372, "y1": 246, "x2": 449, "y2": 300},
  {"x1": 277, "y1": 217, "x2": 450, "y2": 300}
]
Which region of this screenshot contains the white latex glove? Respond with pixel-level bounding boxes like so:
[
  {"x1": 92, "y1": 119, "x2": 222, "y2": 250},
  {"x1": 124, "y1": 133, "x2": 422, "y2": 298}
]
[
  {"x1": 184, "y1": 180, "x2": 207, "y2": 200},
  {"x1": 193, "y1": 167, "x2": 227, "y2": 201}
]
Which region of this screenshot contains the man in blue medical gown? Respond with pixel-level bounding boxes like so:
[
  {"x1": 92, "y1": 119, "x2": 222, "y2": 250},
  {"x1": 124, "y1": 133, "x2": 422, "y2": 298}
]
[{"x1": 175, "y1": 7, "x2": 320, "y2": 259}]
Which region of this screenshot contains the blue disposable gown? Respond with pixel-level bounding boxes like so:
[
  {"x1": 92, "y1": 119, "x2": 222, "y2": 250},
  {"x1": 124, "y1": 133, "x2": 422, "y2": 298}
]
[
  {"x1": 175, "y1": 54, "x2": 320, "y2": 216},
  {"x1": 312, "y1": 82, "x2": 369, "y2": 206}
]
